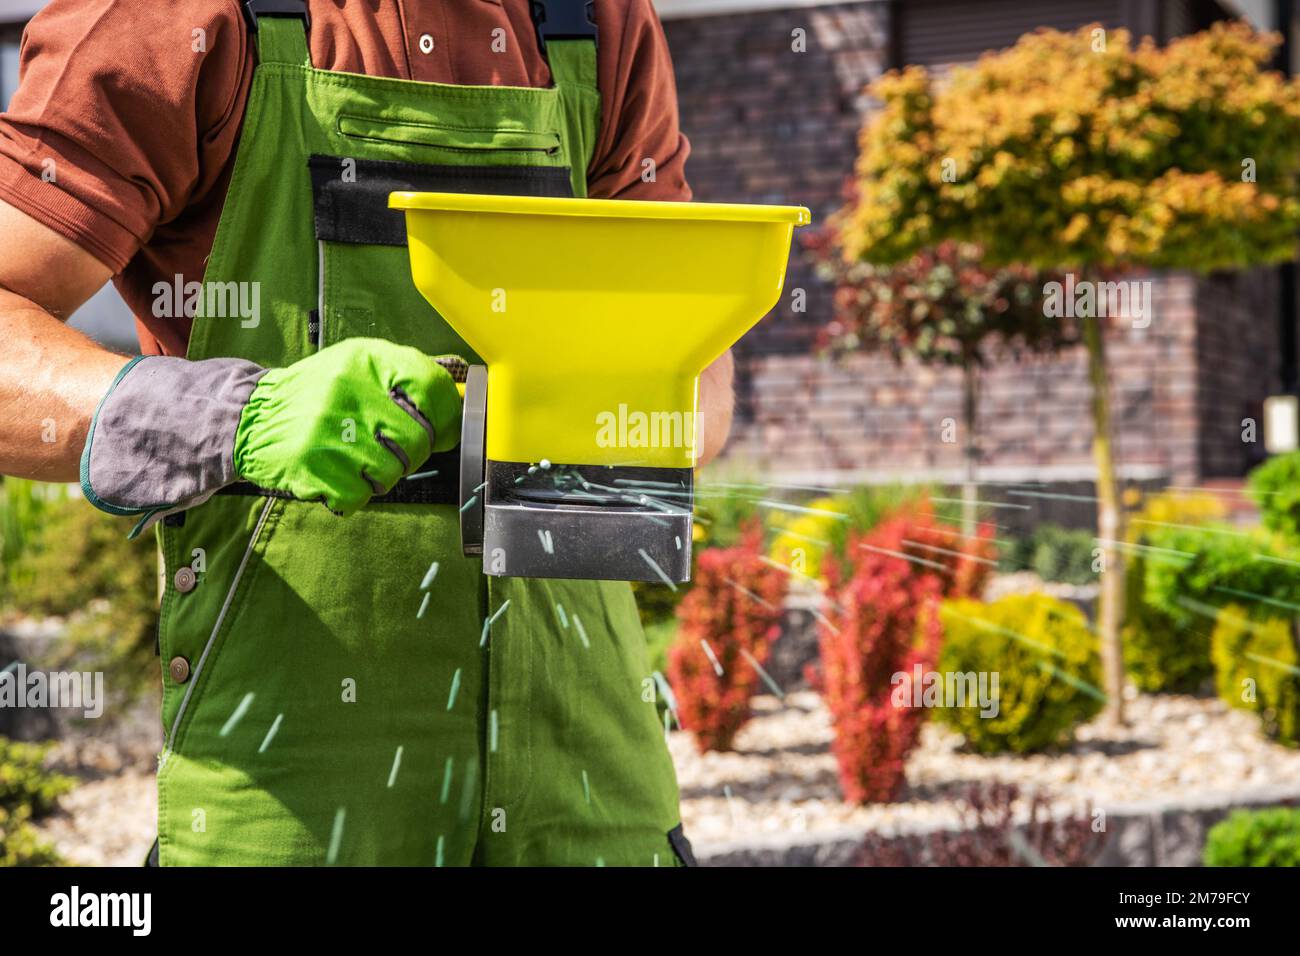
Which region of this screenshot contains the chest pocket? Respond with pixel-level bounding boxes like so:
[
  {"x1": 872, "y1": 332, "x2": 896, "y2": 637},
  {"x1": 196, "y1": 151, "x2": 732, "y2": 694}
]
[
  {"x1": 306, "y1": 152, "x2": 575, "y2": 359},
  {"x1": 308, "y1": 154, "x2": 573, "y2": 247},
  {"x1": 338, "y1": 115, "x2": 562, "y2": 159}
]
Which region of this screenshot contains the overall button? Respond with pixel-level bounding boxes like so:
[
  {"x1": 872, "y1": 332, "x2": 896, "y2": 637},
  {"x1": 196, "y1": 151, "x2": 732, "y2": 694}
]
[
  {"x1": 169, "y1": 656, "x2": 191, "y2": 684},
  {"x1": 173, "y1": 567, "x2": 197, "y2": 593}
]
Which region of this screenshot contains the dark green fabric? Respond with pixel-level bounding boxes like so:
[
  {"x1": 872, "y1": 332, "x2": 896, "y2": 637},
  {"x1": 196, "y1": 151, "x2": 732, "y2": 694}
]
[{"x1": 157, "y1": 17, "x2": 683, "y2": 866}]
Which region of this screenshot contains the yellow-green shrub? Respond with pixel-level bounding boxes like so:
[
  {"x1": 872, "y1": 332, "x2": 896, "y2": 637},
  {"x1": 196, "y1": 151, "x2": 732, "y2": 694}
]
[
  {"x1": 1123, "y1": 490, "x2": 1223, "y2": 695},
  {"x1": 1133, "y1": 524, "x2": 1298, "y2": 696},
  {"x1": 0, "y1": 738, "x2": 73, "y2": 866},
  {"x1": 768, "y1": 497, "x2": 842, "y2": 580},
  {"x1": 1211, "y1": 604, "x2": 1300, "y2": 746},
  {"x1": 5, "y1": 497, "x2": 158, "y2": 710},
  {"x1": 937, "y1": 594, "x2": 1105, "y2": 753},
  {"x1": 1248, "y1": 451, "x2": 1300, "y2": 543},
  {"x1": 1131, "y1": 489, "x2": 1226, "y2": 530},
  {"x1": 1122, "y1": 548, "x2": 1210, "y2": 693},
  {"x1": 1205, "y1": 807, "x2": 1300, "y2": 867}
]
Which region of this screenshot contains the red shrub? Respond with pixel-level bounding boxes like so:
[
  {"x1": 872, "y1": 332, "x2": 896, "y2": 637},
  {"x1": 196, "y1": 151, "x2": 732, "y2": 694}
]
[
  {"x1": 817, "y1": 506, "x2": 994, "y2": 803},
  {"x1": 819, "y1": 550, "x2": 941, "y2": 802},
  {"x1": 841, "y1": 503, "x2": 997, "y2": 600},
  {"x1": 667, "y1": 528, "x2": 788, "y2": 753},
  {"x1": 856, "y1": 783, "x2": 1100, "y2": 866}
]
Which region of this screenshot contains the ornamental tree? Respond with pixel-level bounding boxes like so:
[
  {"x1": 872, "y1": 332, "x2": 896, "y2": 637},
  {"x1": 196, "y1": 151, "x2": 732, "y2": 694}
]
[
  {"x1": 837, "y1": 21, "x2": 1300, "y2": 722},
  {"x1": 807, "y1": 229, "x2": 1073, "y2": 531}
]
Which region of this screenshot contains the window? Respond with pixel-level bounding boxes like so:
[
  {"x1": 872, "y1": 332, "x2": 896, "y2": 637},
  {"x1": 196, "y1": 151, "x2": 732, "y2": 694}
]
[{"x1": 1, "y1": 26, "x2": 21, "y2": 110}]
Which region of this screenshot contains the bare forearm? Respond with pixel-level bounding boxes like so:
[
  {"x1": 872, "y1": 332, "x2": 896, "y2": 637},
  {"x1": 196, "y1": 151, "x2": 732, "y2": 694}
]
[
  {"x1": 697, "y1": 349, "x2": 735, "y2": 467},
  {"x1": 0, "y1": 288, "x2": 129, "y2": 482}
]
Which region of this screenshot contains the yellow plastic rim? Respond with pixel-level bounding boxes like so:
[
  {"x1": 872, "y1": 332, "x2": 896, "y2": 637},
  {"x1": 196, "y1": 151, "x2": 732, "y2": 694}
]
[
  {"x1": 395, "y1": 190, "x2": 810, "y2": 466},
  {"x1": 390, "y1": 190, "x2": 812, "y2": 226}
]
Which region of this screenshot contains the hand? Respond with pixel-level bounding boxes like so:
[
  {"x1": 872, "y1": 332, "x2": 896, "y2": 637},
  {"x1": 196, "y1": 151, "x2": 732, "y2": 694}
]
[{"x1": 234, "y1": 338, "x2": 464, "y2": 515}]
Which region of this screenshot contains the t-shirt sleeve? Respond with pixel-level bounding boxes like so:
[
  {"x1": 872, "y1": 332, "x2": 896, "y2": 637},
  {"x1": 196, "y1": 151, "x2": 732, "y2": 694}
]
[
  {"x1": 0, "y1": 0, "x2": 250, "y2": 274},
  {"x1": 587, "y1": 0, "x2": 691, "y2": 202}
]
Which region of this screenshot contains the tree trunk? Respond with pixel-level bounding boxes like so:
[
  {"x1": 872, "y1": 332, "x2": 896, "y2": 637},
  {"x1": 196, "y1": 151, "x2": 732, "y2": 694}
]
[
  {"x1": 1083, "y1": 313, "x2": 1126, "y2": 724},
  {"x1": 961, "y1": 362, "x2": 981, "y2": 537}
]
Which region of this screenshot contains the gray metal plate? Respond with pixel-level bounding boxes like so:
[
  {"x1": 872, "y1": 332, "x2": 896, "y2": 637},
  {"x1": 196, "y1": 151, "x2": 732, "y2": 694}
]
[{"x1": 482, "y1": 503, "x2": 693, "y2": 582}]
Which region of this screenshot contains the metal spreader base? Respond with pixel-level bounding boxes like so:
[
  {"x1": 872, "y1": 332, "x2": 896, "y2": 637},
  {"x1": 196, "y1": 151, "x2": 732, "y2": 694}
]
[{"x1": 458, "y1": 366, "x2": 694, "y2": 583}]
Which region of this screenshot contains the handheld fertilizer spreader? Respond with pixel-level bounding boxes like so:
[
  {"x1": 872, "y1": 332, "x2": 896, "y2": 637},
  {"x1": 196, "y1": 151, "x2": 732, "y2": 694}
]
[{"x1": 390, "y1": 191, "x2": 810, "y2": 583}]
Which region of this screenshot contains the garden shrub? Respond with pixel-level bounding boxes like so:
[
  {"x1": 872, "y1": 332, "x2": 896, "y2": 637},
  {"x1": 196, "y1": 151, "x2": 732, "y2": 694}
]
[
  {"x1": 691, "y1": 468, "x2": 762, "y2": 551},
  {"x1": 0, "y1": 737, "x2": 73, "y2": 866},
  {"x1": 1125, "y1": 522, "x2": 1298, "y2": 694},
  {"x1": 1204, "y1": 807, "x2": 1300, "y2": 867},
  {"x1": 818, "y1": 540, "x2": 943, "y2": 803},
  {"x1": 1122, "y1": 546, "x2": 1208, "y2": 694},
  {"x1": 936, "y1": 594, "x2": 1104, "y2": 754},
  {"x1": 1210, "y1": 604, "x2": 1300, "y2": 746},
  {"x1": 813, "y1": 507, "x2": 991, "y2": 803},
  {"x1": 1131, "y1": 489, "x2": 1226, "y2": 529},
  {"x1": 631, "y1": 580, "x2": 685, "y2": 628},
  {"x1": 1141, "y1": 525, "x2": 1298, "y2": 619},
  {"x1": 768, "y1": 496, "x2": 843, "y2": 580},
  {"x1": 667, "y1": 529, "x2": 788, "y2": 752},
  {"x1": 821, "y1": 484, "x2": 934, "y2": 564},
  {"x1": 768, "y1": 485, "x2": 944, "y2": 581},
  {"x1": 0, "y1": 479, "x2": 70, "y2": 601},
  {"x1": 1248, "y1": 451, "x2": 1300, "y2": 543},
  {"x1": 1004, "y1": 524, "x2": 1097, "y2": 585},
  {"x1": 1119, "y1": 490, "x2": 1228, "y2": 692},
  {"x1": 5, "y1": 497, "x2": 159, "y2": 710},
  {"x1": 828, "y1": 503, "x2": 997, "y2": 599},
  {"x1": 857, "y1": 782, "x2": 1100, "y2": 866}
]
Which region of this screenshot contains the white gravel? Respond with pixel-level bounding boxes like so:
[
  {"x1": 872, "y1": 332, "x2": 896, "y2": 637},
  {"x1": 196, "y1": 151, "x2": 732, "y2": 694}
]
[
  {"x1": 670, "y1": 689, "x2": 1300, "y2": 849},
  {"x1": 33, "y1": 769, "x2": 157, "y2": 867},
  {"x1": 28, "y1": 686, "x2": 1299, "y2": 865},
  {"x1": 30, "y1": 699, "x2": 161, "y2": 867}
]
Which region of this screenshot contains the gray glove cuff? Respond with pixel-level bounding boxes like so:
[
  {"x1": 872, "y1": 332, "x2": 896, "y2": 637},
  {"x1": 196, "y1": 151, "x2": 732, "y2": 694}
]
[{"x1": 80, "y1": 355, "x2": 267, "y2": 535}]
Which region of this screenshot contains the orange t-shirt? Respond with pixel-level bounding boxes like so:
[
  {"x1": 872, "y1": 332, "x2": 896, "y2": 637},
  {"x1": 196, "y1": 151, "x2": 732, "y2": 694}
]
[{"x1": 0, "y1": 0, "x2": 692, "y2": 356}]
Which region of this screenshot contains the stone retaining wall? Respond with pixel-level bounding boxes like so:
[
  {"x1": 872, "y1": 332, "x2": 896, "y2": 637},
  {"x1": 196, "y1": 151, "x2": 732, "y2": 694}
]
[{"x1": 696, "y1": 782, "x2": 1300, "y2": 866}]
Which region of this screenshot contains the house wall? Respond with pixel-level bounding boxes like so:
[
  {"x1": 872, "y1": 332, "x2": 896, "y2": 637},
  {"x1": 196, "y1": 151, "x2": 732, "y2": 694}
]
[
  {"x1": 725, "y1": 275, "x2": 1202, "y2": 486},
  {"x1": 1195, "y1": 269, "x2": 1282, "y2": 477},
  {"x1": 662, "y1": 0, "x2": 1281, "y2": 488}
]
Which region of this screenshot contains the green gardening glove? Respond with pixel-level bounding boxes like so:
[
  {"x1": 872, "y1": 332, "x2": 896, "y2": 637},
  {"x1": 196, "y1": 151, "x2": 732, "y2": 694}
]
[{"x1": 233, "y1": 338, "x2": 464, "y2": 515}]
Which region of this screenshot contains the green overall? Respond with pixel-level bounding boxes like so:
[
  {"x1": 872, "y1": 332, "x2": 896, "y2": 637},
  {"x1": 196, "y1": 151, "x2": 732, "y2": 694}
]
[{"x1": 156, "y1": 13, "x2": 686, "y2": 866}]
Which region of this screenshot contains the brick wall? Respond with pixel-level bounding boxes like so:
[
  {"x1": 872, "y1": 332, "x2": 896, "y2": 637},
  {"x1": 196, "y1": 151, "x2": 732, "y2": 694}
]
[
  {"x1": 663, "y1": 2, "x2": 886, "y2": 356},
  {"x1": 722, "y1": 274, "x2": 1202, "y2": 486},
  {"x1": 662, "y1": 2, "x2": 1287, "y2": 487}
]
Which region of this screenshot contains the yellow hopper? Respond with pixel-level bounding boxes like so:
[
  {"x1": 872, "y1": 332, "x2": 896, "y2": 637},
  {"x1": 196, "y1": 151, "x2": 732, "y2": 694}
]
[{"x1": 390, "y1": 191, "x2": 810, "y2": 581}]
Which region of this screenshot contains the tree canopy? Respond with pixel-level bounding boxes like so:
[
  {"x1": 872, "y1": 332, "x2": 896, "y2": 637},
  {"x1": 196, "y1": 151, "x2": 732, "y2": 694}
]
[{"x1": 841, "y1": 22, "x2": 1300, "y2": 273}]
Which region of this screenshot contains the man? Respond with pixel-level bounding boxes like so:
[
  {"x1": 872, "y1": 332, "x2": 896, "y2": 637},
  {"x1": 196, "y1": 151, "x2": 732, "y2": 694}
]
[{"x1": 0, "y1": 0, "x2": 732, "y2": 866}]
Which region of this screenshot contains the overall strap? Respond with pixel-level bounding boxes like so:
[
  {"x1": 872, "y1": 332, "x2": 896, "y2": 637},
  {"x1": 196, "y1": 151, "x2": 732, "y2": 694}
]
[
  {"x1": 532, "y1": 0, "x2": 598, "y2": 88},
  {"x1": 530, "y1": 1, "x2": 600, "y2": 197},
  {"x1": 244, "y1": 0, "x2": 312, "y2": 67}
]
